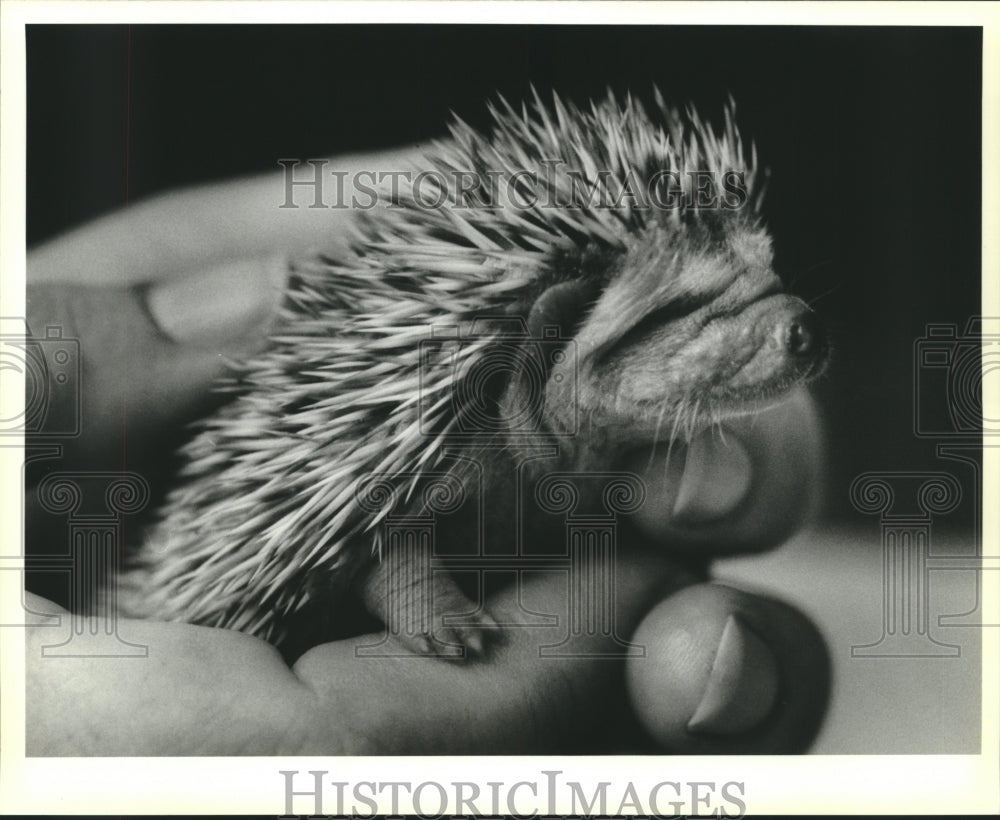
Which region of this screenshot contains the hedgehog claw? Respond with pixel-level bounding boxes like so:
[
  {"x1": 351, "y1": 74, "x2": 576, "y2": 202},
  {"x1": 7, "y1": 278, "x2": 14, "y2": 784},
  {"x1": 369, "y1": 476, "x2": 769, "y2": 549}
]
[
  {"x1": 441, "y1": 609, "x2": 502, "y2": 659},
  {"x1": 427, "y1": 625, "x2": 469, "y2": 658},
  {"x1": 399, "y1": 622, "x2": 491, "y2": 659},
  {"x1": 429, "y1": 619, "x2": 483, "y2": 659},
  {"x1": 463, "y1": 628, "x2": 485, "y2": 657},
  {"x1": 413, "y1": 631, "x2": 435, "y2": 655},
  {"x1": 360, "y1": 554, "x2": 499, "y2": 659}
]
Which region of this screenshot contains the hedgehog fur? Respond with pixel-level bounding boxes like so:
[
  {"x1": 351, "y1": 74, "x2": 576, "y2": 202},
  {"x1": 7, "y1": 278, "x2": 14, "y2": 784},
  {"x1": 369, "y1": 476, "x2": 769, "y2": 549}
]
[{"x1": 117, "y1": 88, "x2": 821, "y2": 649}]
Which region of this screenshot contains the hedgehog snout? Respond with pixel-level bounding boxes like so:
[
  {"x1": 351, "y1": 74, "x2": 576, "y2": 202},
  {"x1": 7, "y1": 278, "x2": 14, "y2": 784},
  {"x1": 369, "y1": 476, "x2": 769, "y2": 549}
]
[{"x1": 669, "y1": 293, "x2": 828, "y2": 417}]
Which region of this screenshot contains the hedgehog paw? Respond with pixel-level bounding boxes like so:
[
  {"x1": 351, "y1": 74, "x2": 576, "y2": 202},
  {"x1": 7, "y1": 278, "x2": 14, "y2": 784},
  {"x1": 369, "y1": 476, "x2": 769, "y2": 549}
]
[{"x1": 360, "y1": 560, "x2": 498, "y2": 660}]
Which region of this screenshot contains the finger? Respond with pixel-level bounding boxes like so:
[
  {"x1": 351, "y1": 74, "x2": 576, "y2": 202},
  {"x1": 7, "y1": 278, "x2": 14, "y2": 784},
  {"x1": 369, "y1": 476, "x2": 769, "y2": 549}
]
[
  {"x1": 625, "y1": 583, "x2": 830, "y2": 753},
  {"x1": 24, "y1": 546, "x2": 687, "y2": 755},
  {"x1": 24, "y1": 593, "x2": 321, "y2": 756},
  {"x1": 629, "y1": 388, "x2": 825, "y2": 555},
  {"x1": 292, "y1": 548, "x2": 828, "y2": 754},
  {"x1": 25, "y1": 255, "x2": 286, "y2": 472},
  {"x1": 25, "y1": 544, "x2": 828, "y2": 755},
  {"x1": 292, "y1": 550, "x2": 693, "y2": 754},
  {"x1": 27, "y1": 147, "x2": 420, "y2": 287}
]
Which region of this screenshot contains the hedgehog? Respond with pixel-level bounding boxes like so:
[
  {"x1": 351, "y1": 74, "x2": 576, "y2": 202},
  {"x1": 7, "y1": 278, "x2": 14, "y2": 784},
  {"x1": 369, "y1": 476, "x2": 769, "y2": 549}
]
[{"x1": 116, "y1": 89, "x2": 828, "y2": 656}]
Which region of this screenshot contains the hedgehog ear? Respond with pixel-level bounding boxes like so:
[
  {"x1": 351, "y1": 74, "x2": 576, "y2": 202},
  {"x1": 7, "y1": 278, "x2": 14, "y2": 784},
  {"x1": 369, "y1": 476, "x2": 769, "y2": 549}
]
[{"x1": 526, "y1": 279, "x2": 600, "y2": 340}]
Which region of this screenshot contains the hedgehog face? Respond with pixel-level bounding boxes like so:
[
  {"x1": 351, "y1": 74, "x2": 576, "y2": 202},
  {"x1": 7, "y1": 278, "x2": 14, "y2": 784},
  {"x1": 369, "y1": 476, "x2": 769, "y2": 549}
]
[{"x1": 535, "y1": 223, "x2": 827, "y2": 448}]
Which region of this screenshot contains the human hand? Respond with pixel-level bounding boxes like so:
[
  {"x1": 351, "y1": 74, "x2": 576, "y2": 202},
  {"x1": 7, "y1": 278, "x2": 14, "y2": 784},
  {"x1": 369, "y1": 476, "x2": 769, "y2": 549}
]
[{"x1": 23, "y1": 153, "x2": 828, "y2": 755}]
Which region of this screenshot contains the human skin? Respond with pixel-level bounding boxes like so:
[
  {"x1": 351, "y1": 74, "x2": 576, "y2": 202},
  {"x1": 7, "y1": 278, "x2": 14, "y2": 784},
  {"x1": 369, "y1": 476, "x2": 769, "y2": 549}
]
[{"x1": 22, "y1": 151, "x2": 829, "y2": 755}]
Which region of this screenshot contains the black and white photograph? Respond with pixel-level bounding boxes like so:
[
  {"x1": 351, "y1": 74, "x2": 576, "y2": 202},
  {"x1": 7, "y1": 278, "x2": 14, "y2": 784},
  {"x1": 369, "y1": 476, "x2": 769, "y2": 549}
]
[{"x1": 1, "y1": 1, "x2": 997, "y2": 815}]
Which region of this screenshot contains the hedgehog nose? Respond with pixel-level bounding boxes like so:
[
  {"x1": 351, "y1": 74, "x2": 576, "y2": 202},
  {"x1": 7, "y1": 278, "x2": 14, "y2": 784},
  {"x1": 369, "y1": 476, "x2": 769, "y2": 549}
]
[{"x1": 785, "y1": 309, "x2": 826, "y2": 358}]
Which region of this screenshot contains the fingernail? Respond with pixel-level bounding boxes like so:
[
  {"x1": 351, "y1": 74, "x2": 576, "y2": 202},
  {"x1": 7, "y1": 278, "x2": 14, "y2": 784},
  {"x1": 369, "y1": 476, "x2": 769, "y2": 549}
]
[
  {"x1": 687, "y1": 614, "x2": 779, "y2": 735},
  {"x1": 146, "y1": 255, "x2": 287, "y2": 348},
  {"x1": 672, "y1": 431, "x2": 752, "y2": 525}
]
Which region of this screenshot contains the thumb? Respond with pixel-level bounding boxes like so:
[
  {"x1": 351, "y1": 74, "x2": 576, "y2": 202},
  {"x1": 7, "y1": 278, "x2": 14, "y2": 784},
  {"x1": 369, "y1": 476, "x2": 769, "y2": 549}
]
[
  {"x1": 24, "y1": 255, "x2": 287, "y2": 471},
  {"x1": 628, "y1": 389, "x2": 824, "y2": 556}
]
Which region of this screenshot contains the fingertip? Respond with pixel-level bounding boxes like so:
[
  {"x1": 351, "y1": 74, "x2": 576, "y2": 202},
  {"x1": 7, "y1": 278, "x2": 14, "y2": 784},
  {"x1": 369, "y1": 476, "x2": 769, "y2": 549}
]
[
  {"x1": 145, "y1": 254, "x2": 288, "y2": 352},
  {"x1": 25, "y1": 277, "x2": 273, "y2": 467},
  {"x1": 629, "y1": 390, "x2": 825, "y2": 555},
  {"x1": 625, "y1": 583, "x2": 830, "y2": 754}
]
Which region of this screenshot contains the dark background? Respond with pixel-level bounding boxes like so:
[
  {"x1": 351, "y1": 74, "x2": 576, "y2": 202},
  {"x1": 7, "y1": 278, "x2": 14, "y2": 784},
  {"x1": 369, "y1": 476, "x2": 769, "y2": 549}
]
[{"x1": 25, "y1": 24, "x2": 983, "y2": 524}]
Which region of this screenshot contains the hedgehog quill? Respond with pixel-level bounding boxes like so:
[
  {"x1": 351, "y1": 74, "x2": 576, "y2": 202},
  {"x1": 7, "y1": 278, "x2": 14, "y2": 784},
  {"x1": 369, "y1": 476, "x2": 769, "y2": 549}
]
[{"x1": 116, "y1": 90, "x2": 828, "y2": 655}]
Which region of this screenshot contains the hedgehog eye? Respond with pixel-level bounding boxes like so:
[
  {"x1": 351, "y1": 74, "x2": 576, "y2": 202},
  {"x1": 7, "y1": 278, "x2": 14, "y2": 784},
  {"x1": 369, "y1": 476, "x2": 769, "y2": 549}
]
[{"x1": 594, "y1": 295, "x2": 703, "y2": 366}]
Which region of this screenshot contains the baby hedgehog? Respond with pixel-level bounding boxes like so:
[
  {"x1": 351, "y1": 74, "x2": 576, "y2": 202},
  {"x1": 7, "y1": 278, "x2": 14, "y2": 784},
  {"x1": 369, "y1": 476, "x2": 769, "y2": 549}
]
[{"x1": 117, "y1": 89, "x2": 827, "y2": 655}]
